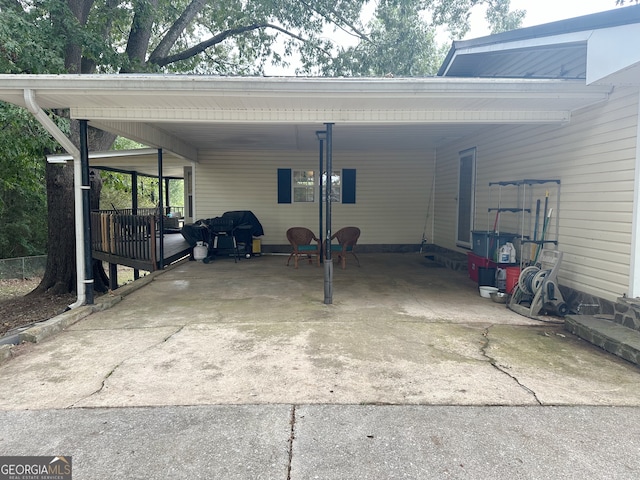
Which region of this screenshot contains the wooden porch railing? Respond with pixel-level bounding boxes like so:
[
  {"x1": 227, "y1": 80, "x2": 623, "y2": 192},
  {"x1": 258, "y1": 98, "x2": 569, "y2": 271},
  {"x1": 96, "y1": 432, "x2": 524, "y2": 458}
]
[
  {"x1": 95, "y1": 206, "x2": 184, "y2": 217},
  {"x1": 91, "y1": 212, "x2": 158, "y2": 271}
]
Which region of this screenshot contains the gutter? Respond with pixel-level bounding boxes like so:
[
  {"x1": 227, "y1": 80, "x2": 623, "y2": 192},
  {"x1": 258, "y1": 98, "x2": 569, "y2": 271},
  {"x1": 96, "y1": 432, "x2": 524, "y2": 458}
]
[{"x1": 23, "y1": 89, "x2": 87, "y2": 309}]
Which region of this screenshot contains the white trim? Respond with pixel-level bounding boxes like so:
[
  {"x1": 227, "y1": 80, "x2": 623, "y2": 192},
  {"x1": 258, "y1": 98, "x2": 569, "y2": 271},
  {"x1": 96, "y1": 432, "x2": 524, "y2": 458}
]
[
  {"x1": 47, "y1": 148, "x2": 161, "y2": 162},
  {"x1": 630, "y1": 87, "x2": 640, "y2": 298},
  {"x1": 24, "y1": 89, "x2": 86, "y2": 309},
  {"x1": 75, "y1": 107, "x2": 573, "y2": 125}
]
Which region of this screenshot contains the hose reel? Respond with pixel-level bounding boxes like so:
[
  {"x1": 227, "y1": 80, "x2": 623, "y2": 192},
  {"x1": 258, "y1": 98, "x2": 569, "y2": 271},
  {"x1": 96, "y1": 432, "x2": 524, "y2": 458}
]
[
  {"x1": 518, "y1": 266, "x2": 550, "y2": 295},
  {"x1": 512, "y1": 257, "x2": 568, "y2": 318}
]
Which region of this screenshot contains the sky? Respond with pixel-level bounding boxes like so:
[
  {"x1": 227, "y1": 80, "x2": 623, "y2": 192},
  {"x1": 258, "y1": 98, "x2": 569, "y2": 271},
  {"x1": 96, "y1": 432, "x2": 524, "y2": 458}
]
[
  {"x1": 464, "y1": 0, "x2": 622, "y2": 39},
  {"x1": 265, "y1": 0, "x2": 625, "y2": 75}
]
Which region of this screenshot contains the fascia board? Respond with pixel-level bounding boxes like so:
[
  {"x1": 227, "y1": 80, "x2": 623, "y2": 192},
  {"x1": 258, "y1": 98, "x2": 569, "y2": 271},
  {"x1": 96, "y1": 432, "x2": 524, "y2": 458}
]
[{"x1": 587, "y1": 24, "x2": 640, "y2": 85}]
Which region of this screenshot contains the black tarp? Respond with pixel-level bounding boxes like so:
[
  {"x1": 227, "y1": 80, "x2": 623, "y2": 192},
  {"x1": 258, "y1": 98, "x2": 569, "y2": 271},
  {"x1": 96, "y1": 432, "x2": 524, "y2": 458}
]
[{"x1": 181, "y1": 211, "x2": 264, "y2": 255}]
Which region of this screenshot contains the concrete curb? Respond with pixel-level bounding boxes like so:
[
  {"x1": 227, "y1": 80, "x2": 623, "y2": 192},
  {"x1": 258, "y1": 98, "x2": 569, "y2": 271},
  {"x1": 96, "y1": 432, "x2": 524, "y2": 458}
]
[{"x1": 0, "y1": 260, "x2": 185, "y2": 364}]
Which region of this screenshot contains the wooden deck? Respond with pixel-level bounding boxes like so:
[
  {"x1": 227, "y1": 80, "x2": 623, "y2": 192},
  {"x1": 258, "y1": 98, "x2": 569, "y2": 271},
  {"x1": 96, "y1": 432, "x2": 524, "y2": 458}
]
[{"x1": 91, "y1": 212, "x2": 191, "y2": 273}]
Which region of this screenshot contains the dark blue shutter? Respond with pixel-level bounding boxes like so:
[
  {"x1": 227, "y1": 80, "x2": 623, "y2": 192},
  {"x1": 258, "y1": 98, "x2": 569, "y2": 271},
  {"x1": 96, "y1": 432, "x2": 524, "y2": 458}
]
[
  {"x1": 277, "y1": 168, "x2": 291, "y2": 203},
  {"x1": 342, "y1": 169, "x2": 356, "y2": 204}
]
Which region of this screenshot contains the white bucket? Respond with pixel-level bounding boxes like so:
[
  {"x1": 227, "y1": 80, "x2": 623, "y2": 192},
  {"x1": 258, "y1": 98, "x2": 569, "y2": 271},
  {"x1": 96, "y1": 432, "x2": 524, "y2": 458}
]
[
  {"x1": 193, "y1": 241, "x2": 208, "y2": 261},
  {"x1": 479, "y1": 286, "x2": 498, "y2": 298}
]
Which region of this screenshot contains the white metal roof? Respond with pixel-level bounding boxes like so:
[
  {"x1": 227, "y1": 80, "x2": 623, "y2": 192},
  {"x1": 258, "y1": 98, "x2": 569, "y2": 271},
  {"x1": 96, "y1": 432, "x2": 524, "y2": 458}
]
[
  {"x1": 46, "y1": 148, "x2": 189, "y2": 178},
  {"x1": 438, "y1": 5, "x2": 640, "y2": 83},
  {"x1": 0, "y1": 75, "x2": 612, "y2": 161}
]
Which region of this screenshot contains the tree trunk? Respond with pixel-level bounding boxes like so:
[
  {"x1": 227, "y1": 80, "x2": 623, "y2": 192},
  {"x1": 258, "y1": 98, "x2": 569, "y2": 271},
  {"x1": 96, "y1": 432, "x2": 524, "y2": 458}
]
[
  {"x1": 32, "y1": 163, "x2": 77, "y2": 295},
  {"x1": 34, "y1": 118, "x2": 116, "y2": 297}
]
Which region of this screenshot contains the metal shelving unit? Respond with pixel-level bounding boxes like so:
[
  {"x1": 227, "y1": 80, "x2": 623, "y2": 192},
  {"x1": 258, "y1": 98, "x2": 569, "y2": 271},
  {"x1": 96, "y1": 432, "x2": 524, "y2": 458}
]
[{"x1": 488, "y1": 179, "x2": 561, "y2": 266}]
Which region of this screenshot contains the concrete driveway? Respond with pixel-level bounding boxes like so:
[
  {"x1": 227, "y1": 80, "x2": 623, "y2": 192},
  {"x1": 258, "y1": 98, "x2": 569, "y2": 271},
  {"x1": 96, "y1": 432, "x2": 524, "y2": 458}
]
[
  {"x1": 1, "y1": 253, "x2": 639, "y2": 409},
  {"x1": 2, "y1": 253, "x2": 640, "y2": 479}
]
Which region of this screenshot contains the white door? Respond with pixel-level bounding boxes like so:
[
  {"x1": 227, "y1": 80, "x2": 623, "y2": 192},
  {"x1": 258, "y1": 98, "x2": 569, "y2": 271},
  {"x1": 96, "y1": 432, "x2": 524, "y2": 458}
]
[{"x1": 456, "y1": 148, "x2": 476, "y2": 248}]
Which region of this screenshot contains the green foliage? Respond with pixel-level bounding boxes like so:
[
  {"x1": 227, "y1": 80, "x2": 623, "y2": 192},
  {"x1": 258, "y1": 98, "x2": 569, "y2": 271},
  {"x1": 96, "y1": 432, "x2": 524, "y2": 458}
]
[
  {"x1": 0, "y1": 0, "x2": 523, "y2": 262},
  {"x1": 0, "y1": 103, "x2": 61, "y2": 258},
  {"x1": 99, "y1": 174, "x2": 184, "y2": 212},
  {"x1": 0, "y1": 2, "x2": 66, "y2": 73},
  {"x1": 314, "y1": 0, "x2": 524, "y2": 76},
  {"x1": 1, "y1": 0, "x2": 524, "y2": 76}
]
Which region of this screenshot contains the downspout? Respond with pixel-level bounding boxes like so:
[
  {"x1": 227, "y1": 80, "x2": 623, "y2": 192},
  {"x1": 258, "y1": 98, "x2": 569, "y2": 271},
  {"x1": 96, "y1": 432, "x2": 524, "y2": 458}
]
[
  {"x1": 629, "y1": 87, "x2": 640, "y2": 298},
  {"x1": 24, "y1": 89, "x2": 87, "y2": 308}
]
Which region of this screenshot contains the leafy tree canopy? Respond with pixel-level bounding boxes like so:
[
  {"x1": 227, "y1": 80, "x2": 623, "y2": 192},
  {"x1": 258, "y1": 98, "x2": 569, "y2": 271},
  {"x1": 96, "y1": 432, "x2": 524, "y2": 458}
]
[
  {"x1": 0, "y1": 103, "x2": 63, "y2": 257},
  {"x1": 1, "y1": 0, "x2": 524, "y2": 77}
]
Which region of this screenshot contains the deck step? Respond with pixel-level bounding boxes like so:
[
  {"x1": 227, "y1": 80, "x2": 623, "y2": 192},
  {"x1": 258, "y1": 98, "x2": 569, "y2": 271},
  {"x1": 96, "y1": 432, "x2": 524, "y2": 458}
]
[
  {"x1": 614, "y1": 297, "x2": 640, "y2": 333},
  {"x1": 565, "y1": 314, "x2": 640, "y2": 366}
]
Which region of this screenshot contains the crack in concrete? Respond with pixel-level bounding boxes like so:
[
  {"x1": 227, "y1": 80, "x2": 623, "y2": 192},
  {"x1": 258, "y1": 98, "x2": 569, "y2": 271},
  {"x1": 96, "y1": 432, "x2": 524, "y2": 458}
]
[
  {"x1": 481, "y1": 326, "x2": 542, "y2": 405},
  {"x1": 67, "y1": 325, "x2": 185, "y2": 408},
  {"x1": 286, "y1": 404, "x2": 296, "y2": 480}
]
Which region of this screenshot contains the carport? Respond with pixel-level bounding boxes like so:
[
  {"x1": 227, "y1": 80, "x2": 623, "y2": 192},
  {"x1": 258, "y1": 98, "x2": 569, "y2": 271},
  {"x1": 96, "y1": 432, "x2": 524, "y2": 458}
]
[{"x1": 0, "y1": 74, "x2": 612, "y2": 307}]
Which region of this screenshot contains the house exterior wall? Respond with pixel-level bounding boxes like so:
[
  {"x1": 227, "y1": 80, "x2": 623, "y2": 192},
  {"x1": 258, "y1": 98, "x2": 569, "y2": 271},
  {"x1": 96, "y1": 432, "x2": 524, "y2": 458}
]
[
  {"x1": 193, "y1": 149, "x2": 435, "y2": 247},
  {"x1": 434, "y1": 86, "x2": 640, "y2": 301}
]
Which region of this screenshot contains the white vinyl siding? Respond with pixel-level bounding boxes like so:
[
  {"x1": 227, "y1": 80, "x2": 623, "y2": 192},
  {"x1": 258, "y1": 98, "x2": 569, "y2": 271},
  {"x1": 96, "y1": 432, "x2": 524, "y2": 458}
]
[
  {"x1": 434, "y1": 87, "x2": 639, "y2": 301},
  {"x1": 194, "y1": 149, "x2": 434, "y2": 246}
]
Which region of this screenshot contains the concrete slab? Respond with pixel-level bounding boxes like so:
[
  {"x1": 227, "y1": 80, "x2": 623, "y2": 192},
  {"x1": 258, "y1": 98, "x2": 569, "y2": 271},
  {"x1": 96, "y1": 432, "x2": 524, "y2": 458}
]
[
  {"x1": 0, "y1": 327, "x2": 178, "y2": 410},
  {"x1": 291, "y1": 405, "x2": 640, "y2": 479},
  {"x1": 486, "y1": 324, "x2": 640, "y2": 405},
  {"x1": 73, "y1": 321, "x2": 534, "y2": 408},
  {"x1": 2, "y1": 254, "x2": 640, "y2": 479},
  {"x1": 0, "y1": 405, "x2": 291, "y2": 480},
  {"x1": 2, "y1": 254, "x2": 640, "y2": 411},
  {"x1": 565, "y1": 314, "x2": 640, "y2": 365}
]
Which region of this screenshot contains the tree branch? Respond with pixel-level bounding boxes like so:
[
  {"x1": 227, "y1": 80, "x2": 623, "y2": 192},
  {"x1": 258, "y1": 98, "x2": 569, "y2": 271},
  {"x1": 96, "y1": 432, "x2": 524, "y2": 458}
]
[
  {"x1": 296, "y1": 0, "x2": 370, "y2": 42},
  {"x1": 148, "y1": 0, "x2": 207, "y2": 64},
  {"x1": 151, "y1": 23, "x2": 332, "y2": 67}
]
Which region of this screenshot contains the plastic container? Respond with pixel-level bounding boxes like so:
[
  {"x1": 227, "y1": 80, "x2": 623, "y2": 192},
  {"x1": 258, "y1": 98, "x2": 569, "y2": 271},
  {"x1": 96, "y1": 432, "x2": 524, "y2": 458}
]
[
  {"x1": 496, "y1": 267, "x2": 507, "y2": 291},
  {"x1": 478, "y1": 267, "x2": 497, "y2": 287},
  {"x1": 498, "y1": 242, "x2": 516, "y2": 263},
  {"x1": 472, "y1": 231, "x2": 517, "y2": 260},
  {"x1": 505, "y1": 266, "x2": 521, "y2": 294},
  {"x1": 467, "y1": 253, "x2": 496, "y2": 282},
  {"x1": 479, "y1": 286, "x2": 499, "y2": 298}
]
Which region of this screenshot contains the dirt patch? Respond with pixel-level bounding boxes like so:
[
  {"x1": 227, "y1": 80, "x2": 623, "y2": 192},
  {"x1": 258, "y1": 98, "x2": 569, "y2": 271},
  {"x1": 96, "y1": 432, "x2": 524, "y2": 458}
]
[
  {"x1": 0, "y1": 266, "x2": 138, "y2": 337},
  {"x1": 0, "y1": 279, "x2": 75, "y2": 337}
]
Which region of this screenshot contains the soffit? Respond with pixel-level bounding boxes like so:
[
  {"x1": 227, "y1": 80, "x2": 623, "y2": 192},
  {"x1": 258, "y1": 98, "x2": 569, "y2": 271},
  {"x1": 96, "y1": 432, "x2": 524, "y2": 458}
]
[{"x1": 0, "y1": 75, "x2": 612, "y2": 160}]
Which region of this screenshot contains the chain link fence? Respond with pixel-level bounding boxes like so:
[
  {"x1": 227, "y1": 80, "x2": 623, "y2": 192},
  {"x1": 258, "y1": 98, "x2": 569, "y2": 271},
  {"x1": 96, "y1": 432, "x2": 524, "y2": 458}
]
[{"x1": 0, "y1": 255, "x2": 47, "y2": 280}]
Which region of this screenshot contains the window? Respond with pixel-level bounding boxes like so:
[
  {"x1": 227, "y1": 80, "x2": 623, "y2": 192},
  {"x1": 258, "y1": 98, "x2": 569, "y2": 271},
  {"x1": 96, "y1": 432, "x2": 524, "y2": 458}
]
[
  {"x1": 293, "y1": 170, "x2": 315, "y2": 202},
  {"x1": 321, "y1": 171, "x2": 341, "y2": 203},
  {"x1": 278, "y1": 168, "x2": 356, "y2": 204}
]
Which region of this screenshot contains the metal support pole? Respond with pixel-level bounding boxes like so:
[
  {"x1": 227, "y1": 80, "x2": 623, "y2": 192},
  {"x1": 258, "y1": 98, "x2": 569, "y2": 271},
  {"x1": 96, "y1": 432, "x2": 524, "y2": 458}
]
[
  {"x1": 157, "y1": 149, "x2": 165, "y2": 269},
  {"x1": 132, "y1": 172, "x2": 140, "y2": 280},
  {"x1": 132, "y1": 171, "x2": 138, "y2": 215},
  {"x1": 323, "y1": 123, "x2": 334, "y2": 304},
  {"x1": 164, "y1": 178, "x2": 171, "y2": 214},
  {"x1": 79, "y1": 120, "x2": 94, "y2": 304},
  {"x1": 317, "y1": 131, "x2": 326, "y2": 263}
]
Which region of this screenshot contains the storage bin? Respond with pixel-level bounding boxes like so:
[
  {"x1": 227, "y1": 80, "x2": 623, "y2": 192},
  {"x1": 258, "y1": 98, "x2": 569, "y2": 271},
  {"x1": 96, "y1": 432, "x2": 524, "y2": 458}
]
[
  {"x1": 472, "y1": 231, "x2": 517, "y2": 260},
  {"x1": 478, "y1": 267, "x2": 497, "y2": 287},
  {"x1": 467, "y1": 252, "x2": 496, "y2": 283}
]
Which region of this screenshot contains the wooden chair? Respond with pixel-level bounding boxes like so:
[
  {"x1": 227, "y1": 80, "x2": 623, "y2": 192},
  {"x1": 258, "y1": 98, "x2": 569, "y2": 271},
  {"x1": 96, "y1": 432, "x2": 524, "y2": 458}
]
[
  {"x1": 330, "y1": 226, "x2": 361, "y2": 269},
  {"x1": 286, "y1": 227, "x2": 321, "y2": 268}
]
